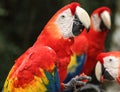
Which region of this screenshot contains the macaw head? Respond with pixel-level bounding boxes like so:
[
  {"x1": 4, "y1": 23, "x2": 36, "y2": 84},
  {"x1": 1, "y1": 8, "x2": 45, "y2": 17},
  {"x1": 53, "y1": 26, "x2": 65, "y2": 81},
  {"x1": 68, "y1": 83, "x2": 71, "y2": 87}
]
[
  {"x1": 91, "y1": 7, "x2": 111, "y2": 32},
  {"x1": 43, "y1": 2, "x2": 90, "y2": 38},
  {"x1": 95, "y1": 52, "x2": 120, "y2": 84}
]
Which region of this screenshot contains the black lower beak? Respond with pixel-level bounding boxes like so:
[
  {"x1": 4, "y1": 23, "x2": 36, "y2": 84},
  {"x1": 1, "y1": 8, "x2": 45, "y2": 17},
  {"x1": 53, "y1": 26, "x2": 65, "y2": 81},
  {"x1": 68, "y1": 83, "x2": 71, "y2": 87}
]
[
  {"x1": 72, "y1": 14, "x2": 85, "y2": 36},
  {"x1": 100, "y1": 19, "x2": 109, "y2": 31},
  {"x1": 102, "y1": 65, "x2": 114, "y2": 80}
]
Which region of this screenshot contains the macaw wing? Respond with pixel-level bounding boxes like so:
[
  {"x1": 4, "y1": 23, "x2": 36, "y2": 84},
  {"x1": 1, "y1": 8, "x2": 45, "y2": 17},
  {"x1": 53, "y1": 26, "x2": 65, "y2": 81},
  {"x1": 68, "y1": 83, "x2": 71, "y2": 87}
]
[
  {"x1": 3, "y1": 46, "x2": 60, "y2": 92},
  {"x1": 64, "y1": 35, "x2": 88, "y2": 83},
  {"x1": 64, "y1": 53, "x2": 87, "y2": 83}
]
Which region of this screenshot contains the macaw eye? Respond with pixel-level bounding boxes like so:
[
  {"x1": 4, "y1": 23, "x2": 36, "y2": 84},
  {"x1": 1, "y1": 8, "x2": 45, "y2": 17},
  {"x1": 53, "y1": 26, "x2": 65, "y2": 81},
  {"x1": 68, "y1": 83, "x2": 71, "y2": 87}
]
[
  {"x1": 61, "y1": 15, "x2": 66, "y2": 19},
  {"x1": 109, "y1": 58, "x2": 113, "y2": 62}
]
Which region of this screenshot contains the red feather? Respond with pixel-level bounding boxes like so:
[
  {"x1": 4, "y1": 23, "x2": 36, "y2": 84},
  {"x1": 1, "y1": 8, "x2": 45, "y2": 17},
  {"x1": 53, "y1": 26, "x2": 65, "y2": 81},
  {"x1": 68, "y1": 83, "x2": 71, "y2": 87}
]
[{"x1": 81, "y1": 7, "x2": 111, "y2": 75}]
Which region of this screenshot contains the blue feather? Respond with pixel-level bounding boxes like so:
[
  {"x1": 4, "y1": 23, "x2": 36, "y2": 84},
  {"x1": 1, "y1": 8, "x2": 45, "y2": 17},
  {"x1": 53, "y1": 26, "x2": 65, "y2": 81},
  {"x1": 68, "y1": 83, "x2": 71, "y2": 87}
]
[
  {"x1": 45, "y1": 67, "x2": 60, "y2": 92},
  {"x1": 64, "y1": 53, "x2": 86, "y2": 83}
]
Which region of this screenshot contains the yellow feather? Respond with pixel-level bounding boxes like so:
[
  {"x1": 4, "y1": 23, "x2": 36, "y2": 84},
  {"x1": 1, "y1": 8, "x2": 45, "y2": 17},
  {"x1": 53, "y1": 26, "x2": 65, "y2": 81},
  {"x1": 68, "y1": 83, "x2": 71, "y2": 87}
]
[
  {"x1": 4, "y1": 68, "x2": 51, "y2": 92},
  {"x1": 67, "y1": 54, "x2": 78, "y2": 73}
]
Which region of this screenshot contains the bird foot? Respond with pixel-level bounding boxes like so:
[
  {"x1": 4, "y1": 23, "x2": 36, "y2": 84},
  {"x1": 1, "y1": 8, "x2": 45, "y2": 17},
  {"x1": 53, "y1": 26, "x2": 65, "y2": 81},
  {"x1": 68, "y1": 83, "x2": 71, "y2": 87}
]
[{"x1": 63, "y1": 75, "x2": 92, "y2": 91}]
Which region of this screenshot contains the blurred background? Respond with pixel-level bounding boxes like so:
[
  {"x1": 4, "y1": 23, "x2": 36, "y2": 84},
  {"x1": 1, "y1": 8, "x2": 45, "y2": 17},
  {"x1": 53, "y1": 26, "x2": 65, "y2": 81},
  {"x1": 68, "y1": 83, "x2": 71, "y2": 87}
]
[{"x1": 0, "y1": 0, "x2": 119, "y2": 90}]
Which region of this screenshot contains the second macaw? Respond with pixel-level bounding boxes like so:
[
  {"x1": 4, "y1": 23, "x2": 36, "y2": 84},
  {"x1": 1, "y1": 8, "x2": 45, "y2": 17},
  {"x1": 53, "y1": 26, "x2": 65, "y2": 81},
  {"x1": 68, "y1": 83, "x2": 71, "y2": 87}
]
[
  {"x1": 64, "y1": 6, "x2": 111, "y2": 83},
  {"x1": 3, "y1": 2, "x2": 90, "y2": 92},
  {"x1": 95, "y1": 51, "x2": 120, "y2": 92}
]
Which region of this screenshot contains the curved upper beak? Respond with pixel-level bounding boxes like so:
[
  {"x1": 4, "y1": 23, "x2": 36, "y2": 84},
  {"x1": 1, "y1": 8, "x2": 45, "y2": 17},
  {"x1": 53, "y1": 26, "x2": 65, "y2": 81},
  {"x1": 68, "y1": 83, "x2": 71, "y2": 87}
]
[
  {"x1": 101, "y1": 11, "x2": 111, "y2": 30},
  {"x1": 95, "y1": 61, "x2": 103, "y2": 82},
  {"x1": 72, "y1": 6, "x2": 90, "y2": 36}
]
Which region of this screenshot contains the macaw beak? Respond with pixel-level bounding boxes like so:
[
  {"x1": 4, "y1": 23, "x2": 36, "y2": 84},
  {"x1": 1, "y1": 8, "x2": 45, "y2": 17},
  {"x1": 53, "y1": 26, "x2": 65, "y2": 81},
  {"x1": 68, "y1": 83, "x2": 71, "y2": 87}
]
[
  {"x1": 72, "y1": 6, "x2": 90, "y2": 36},
  {"x1": 95, "y1": 61, "x2": 114, "y2": 83},
  {"x1": 100, "y1": 11, "x2": 111, "y2": 31},
  {"x1": 95, "y1": 61, "x2": 104, "y2": 83}
]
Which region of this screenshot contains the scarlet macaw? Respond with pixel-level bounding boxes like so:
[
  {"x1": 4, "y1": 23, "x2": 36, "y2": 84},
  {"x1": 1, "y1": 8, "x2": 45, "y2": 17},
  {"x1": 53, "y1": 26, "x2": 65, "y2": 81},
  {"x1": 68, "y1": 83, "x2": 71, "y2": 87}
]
[
  {"x1": 95, "y1": 51, "x2": 120, "y2": 92},
  {"x1": 81, "y1": 6, "x2": 111, "y2": 75},
  {"x1": 3, "y1": 2, "x2": 90, "y2": 92},
  {"x1": 64, "y1": 7, "x2": 111, "y2": 84}
]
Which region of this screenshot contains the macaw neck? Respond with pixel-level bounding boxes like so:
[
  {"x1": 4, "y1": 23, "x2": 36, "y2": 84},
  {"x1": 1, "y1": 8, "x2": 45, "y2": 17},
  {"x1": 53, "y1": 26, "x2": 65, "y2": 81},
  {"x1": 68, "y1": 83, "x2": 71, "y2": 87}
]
[
  {"x1": 83, "y1": 27, "x2": 108, "y2": 49},
  {"x1": 34, "y1": 30, "x2": 74, "y2": 55}
]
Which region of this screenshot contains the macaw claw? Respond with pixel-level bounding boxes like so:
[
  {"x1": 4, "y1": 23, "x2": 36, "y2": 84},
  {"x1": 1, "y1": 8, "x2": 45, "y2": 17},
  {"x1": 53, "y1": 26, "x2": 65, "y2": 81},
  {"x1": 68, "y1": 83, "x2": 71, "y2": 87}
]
[
  {"x1": 75, "y1": 75, "x2": 92, "y2": 81},
  {"x1": 64, "y1": 77, "x2": 86, "y2": 88},
  {"x1": 63, "y1": 75, "x2": 92, "y2": 91}
]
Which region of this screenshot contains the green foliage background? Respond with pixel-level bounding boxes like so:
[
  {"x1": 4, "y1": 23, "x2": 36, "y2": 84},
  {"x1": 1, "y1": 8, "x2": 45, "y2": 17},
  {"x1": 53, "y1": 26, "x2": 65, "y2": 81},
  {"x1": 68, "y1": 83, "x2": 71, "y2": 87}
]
[{"x1": 0, "y1": 0, "x2": 116, "y2": 90}]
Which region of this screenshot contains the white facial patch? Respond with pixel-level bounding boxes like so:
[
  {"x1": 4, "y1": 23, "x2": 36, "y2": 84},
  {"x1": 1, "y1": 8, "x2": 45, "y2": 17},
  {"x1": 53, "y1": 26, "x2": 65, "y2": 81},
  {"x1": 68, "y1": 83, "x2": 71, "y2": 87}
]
[
  {"x1": 55, "y1": 9, "x2": 74, "y2": 38},
  {"x1": 91, "y1": 14, "x2": 101, "y2": 32},
  {"x1": 103, "y1": 56, "x2": 119, "y2": 78}
]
